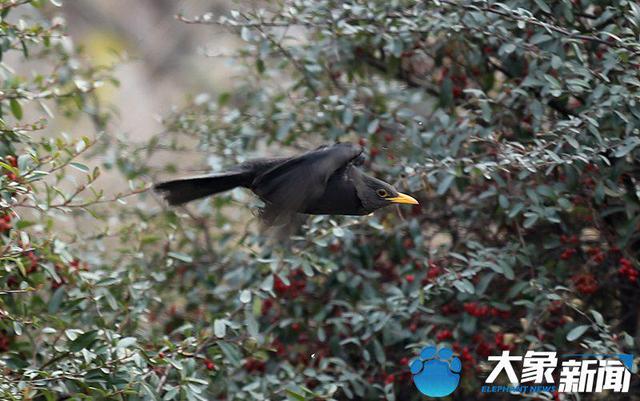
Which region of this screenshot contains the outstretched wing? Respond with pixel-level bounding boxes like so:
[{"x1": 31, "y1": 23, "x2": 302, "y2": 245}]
[{"x1": 251, "y1": 143, "x2": 362, "y2": 222}]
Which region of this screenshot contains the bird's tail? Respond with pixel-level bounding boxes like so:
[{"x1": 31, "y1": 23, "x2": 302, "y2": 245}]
[{"x1": 154, "y1": 171, "x2": 251, "y2": 206}]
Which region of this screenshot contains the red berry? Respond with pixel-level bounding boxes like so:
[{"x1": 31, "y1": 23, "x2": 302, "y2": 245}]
[
  {"x1": 427, "y1": 264, "x2": 443, "y2": 279},
  {"x1": 436, "y1": 329, "x2": 453, "y2": 341},
  {"x1": 476, "y1": 340, "x2": 493, "y2": 357},
  {"x1": 560, "y1": 248, "x2": 576, "y2": 260},
  {"x1": 405, "y1": 274, "x2": 415, "y2": 283},
  {"x1": 261, "y1": 299, "x2": 273, "y2": 314},
  {"x1": 441, "y1": 304, "x2": 459, "y2": 316},
  {"x1": 384, "y1": 374, "x2": 395, "y2": 385},
  {"x1": 329, "y1": 241, "x2": 341, "y2": 253},
  {"x1": 460, "y1": 346, "x2": 474, "y2": 363},
  {"x1": 6, "y1": 155, "x2": 17, "y2": 167},
  {"x1": 274, "y1": 276, "x2": 289, "y2": 295},
  {"x1": 204, "y1": 358, "x2": 215, "y2": 370},
  {"x1": 593, "y1": 253, "x2": 605, "y2": 264},
  {"x1": 244, "y1": 358, "x2": 266, "y2": 373},
  {"x1": 0, "y1": 334, "x2": 10, "y2": 352}
]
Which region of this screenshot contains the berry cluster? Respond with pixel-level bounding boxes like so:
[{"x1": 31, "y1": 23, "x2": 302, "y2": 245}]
[
  {"x1": 464, "y1": 302, "x2": 489, "y2": 317},
  {"x1": 494, "y1": 332, "x2": 515, "y2": 351},
  {"x1": 435, "y1": 329, "x2": 453, "y2": 341},
  {"x1": 273, "y1": 270, "x2": 307, "y2": 298},
  {"x1": 462, "y1": 302, "x2": 510, "y2": 318},
  {"x1": 418, "y1": 261, "x2": 444, "y2": 286},
  {"x1": 426, "y1": 262, "x2": 443, "y2": 279},
  {"x1": 560, "y1": 234, "x2": 579, "y2": 245},
  {"x1": 441, "y1": 304, "x2": 459, "y2": 316},
  {"x1": 452, "y1": 343, "x2": 474, "y2": 365},
  {"x1": 586, "y1": 247, "x2": 605, "y2": 264},
  {"x1": 25, "y1": 251, "x2": 39, "y2": 274},
  {"x1": 571, "y1": 273, "x2": 598, "y2": 295},
  {"x1": 244, "y1": 358, "x2": 266, "y2": 373},
  {"x1": 618, "y1": 258, "x2": 638, "y2": 283},
  {"x1": 559, "y1": 248, "x2": 577, "y2": 260},
  {"x1": 0, "y1": 213, "x2": 12, "y2": 233},
  {"x1": 3, "y1": 155, "x2": 18, "y2": 182},
  {"x1": 472, "y1": 334, "x2": 493, "y2": 357}
]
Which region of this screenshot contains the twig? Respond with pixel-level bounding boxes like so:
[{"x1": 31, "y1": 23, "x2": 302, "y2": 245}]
[{"x1": 439, "y1": 0, "x2": 640, "y2": 57}]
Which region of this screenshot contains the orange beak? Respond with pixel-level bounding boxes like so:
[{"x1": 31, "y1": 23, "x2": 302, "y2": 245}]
[{"x1": 387, "y1": 193, "x2": 419, "y2": 205}]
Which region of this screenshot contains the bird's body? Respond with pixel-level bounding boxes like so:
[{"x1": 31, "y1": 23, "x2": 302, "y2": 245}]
[{"x1": 154, "y1": 143, "x2": 417, "y2": 223}]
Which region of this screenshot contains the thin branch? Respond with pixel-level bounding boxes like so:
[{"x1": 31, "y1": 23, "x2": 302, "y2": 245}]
[
  {"x1": 440, "y1": 0, "x2": 640, "y2": 57},
  {"x1": 0, "y1": 0, "x2": 33, "y2": 12}
]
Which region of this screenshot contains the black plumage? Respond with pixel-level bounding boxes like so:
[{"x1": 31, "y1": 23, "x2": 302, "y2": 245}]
[{"x1": 154, "y1": 143, "x2": 418, "y2": 223}]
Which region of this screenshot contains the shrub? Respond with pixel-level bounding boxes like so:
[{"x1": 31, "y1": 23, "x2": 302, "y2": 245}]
[{"x1": 1, "y1": 0, "x2": 639, "y2": 400}]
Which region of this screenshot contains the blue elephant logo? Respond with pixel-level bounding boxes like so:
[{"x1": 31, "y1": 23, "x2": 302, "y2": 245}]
[{"x1": 410, "y1": 346, "x2": 462, "y2": 397}]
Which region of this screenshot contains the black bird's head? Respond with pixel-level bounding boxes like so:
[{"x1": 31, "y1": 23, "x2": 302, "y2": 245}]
[{"x1": 355, "y1": 172, "x2": 419, "y2": 213}]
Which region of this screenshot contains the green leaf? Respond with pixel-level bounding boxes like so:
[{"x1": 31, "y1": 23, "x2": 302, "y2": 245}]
[
  {"x1": 285, "y1": 388, "x2": 306, "y2": 401},
  {"x1": 256, "y1": 58, "x2": 265, "y2": 74},
  {"x1": 499, "y1": 194, "x2": 509, "y2": 209},
  {"x1": 239, "y1": 289, "x2": 251, "y2": 303},
  {"x1": 367, "y1": 119, "x2": 379, "y2": 134},
  {"x1": 534, "y1": 0, "x2": 551, "y2": 13},
  {"x1": 614, "y1": 137, "x2": 640, "y2": 157},
  {"x1": 440, "y1": 76, "x2": 453, "y2": 107},
  {"x1": 508, "y1": 203, "x2": 525, "y2": 218},
  {"x1": 501, "y1": 43, "x2": 516, "y2": 54},
  {"x1": 218, "y1": 92, "x2": 231, "y2": 106},
  {"x1": 214, "y1": 319, "x2": 226, "y2": 338},
  {"x1": 437, "y1": 174, "x2": 455, "y2": 195},
  {"x1": 453, "y1": 279, "x2": 475, "y2": 294},
  {"x1": 116, "y1": 337, "x2": 137, "y2": 349},
  {"x1": 523, "y1": 214, "x2": 539, "y2": 228},
  {"x1": 10, "y1": 99, "x2": 22, "y2": 120},
  {"x1": 48, "y1": 287, "x2": 65, "y2": 314},
  {"x1": 218, "y1": 341, "x2": 242, "y2": 366},
  {"x1": 558, "y1": 197, "x2": 572, "y2": 210},
  {"x1": 168, "y1": 252, "x2": 193, "y2": 263},
  {"x1": 566, "y1": 325, "x2": 589, "y2": 341},
  {"x1": 69, "y1": 330, "x2": 99, "y2": 352},
  {"x1": 70, "y1": 162, "x2": 90, "y2": 173}
]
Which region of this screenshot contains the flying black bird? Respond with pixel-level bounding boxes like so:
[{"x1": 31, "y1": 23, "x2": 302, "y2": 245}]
[{"x1": 154, "y1": 143, "x2": 418, "y2": 223}]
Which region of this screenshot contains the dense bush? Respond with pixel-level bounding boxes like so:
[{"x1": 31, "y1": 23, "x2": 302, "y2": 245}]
[{"x1": 1, "y1": 0, "x2": 639, "y2": 400}]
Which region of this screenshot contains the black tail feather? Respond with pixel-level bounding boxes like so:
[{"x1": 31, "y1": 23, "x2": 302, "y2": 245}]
[{"x1": 154, "y1": 171, "x2": 250, "y2": 206}]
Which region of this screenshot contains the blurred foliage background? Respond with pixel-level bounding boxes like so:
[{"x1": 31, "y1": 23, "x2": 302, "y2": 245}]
[{"x1": 0, "y1": 0, "x2": 639, "y2": 400}]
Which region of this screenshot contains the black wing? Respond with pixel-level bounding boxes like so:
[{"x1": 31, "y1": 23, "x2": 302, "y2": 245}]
[{"x1": 251, "y1": 143, "x2": 362, "y2": 222}]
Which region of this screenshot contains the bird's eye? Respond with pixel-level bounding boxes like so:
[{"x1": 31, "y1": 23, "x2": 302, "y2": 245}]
[{"x1": 376, "y1": 189, "x2": 388, "y2": 197}]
